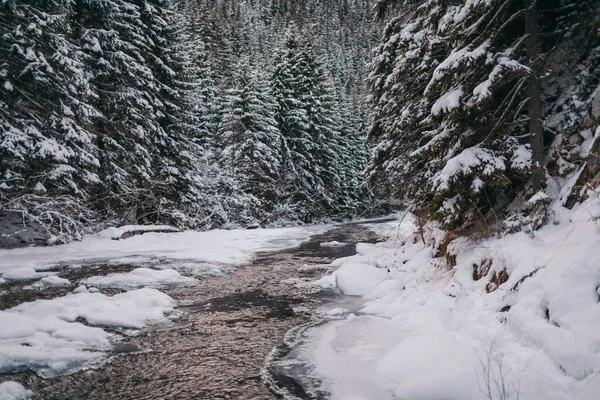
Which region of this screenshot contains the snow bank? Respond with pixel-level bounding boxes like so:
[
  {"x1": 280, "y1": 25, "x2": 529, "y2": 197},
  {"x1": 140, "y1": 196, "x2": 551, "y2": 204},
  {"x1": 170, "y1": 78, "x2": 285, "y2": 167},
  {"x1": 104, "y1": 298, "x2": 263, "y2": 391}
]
[
  {"x1": 302, "y1": 198, "x2": 600, "y2": 400},
  {"x1": 0, "y1": 288, "x2": 174, "y2": 378},
  {"x1": 0, "y1": 381, "x2": 32, "y2": 400},
  {"x1": 0, "y1": 225, "x2": 328, "y2": 275},
  {"x1": 83, "y1": 268, "x2": 194, "y2": 290}
]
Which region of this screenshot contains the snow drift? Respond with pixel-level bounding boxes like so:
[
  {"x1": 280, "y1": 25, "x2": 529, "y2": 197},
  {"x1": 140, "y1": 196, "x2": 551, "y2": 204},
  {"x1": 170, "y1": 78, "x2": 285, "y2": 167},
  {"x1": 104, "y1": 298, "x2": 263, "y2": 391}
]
[{"x1": 304, "y1": 198, "x2": 600, "y2": 399}]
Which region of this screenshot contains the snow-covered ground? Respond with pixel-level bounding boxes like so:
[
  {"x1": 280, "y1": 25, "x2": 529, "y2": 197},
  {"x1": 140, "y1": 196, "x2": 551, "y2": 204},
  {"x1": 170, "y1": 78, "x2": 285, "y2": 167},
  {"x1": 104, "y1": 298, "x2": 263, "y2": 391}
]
[
  {"x1": 0, "y1": 224, "x2": 329, "y2": 389},
  {"x1": 297, "y1": 199, "x2": 600, "y2": 400},
  {"x1": 0, "y1": 225, "x2": 328, "y2": 274}
]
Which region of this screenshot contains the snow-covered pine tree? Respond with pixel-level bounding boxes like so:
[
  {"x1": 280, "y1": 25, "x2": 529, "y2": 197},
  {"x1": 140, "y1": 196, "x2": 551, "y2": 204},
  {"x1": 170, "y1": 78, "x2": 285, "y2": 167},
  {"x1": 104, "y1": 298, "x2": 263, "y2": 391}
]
[
  {"x1": 73, "y1": 0, "x2": 160, "y2": 222},
  {"x1": 368, "y1": 0, "x2": 599, "y2": 232},
  {"x1": 0, "y1": 0, "x2": 100, "y2": 242},
  {"x1": 131, "y1": 0, "x2": 208, "y2": 226},
  {"x1": 185, "y1": 1, "x2": 233, "y2": 84},
  {"x1": 271, "y1": 27, "x2": 322, "y2": 220},
  {"x1": 271, "y1": 26, "x2": 347, "y2": 220},
  {"x1": 336, "y1": 99, "x2": 371, "y2": 215},
  {"x1": 295, "y1": 42, "x2": 344, "y2": 214},
  {"x1": 219, "y1": 57, "x2": 283, "y2": 222}
]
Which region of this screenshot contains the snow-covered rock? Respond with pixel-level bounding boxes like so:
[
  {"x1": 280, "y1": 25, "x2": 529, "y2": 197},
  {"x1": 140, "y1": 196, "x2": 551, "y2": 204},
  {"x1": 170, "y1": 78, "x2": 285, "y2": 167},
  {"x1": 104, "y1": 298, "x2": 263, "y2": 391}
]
[
  {"x1": 25, "y1": 275, "x2": 71, "y2": 290},
  {"x1": 335, "y1": 263, "x2": 389, "y2": 296},
  {"x1": 40, "y1": 276, "x2": 71, "y2": 288}
]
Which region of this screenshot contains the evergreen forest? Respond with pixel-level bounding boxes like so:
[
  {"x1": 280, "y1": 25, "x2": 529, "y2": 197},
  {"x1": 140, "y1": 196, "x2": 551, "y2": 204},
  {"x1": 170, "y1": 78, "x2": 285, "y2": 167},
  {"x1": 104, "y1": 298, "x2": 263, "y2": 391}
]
[{"x1": 1, "y1": 0, "x2": 599, "y2": 245}]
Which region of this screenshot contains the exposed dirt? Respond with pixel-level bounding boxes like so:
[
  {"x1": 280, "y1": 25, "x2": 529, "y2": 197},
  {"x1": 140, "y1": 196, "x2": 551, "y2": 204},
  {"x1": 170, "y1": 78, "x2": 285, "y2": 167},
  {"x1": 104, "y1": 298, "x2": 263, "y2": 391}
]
[{"x1": 2, "y1": 222, "x2": 385, "y2": 400}]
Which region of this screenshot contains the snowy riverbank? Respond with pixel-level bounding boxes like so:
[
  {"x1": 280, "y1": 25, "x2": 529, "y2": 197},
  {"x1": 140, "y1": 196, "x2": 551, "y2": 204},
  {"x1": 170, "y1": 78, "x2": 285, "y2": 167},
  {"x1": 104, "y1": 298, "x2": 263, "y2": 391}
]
[
  {"x1": 297, "y1": 199, "x2": 600, "y2": 399},
  {"x1": 0, "y1": 224, "x2": 330, "y2": 391}
]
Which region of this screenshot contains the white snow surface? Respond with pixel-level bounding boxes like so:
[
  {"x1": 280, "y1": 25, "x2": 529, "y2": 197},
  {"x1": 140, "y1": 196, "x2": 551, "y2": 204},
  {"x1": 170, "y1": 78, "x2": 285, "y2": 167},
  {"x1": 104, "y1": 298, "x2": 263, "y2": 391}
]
[
  {"x1": 0, "y1": 381, "x2": 32, "y2": 400},
  {"x1": 334, "y1": 263, "x2": 389, "y2": 296},
  {"x1": 0, "y1": 225, "x2": 327, "y2": 275},
  {"x1": 0, "y1": 288, "x2": 174, "y2": 378},
  {"x1": 25, "y1": 276, "x2": 71, "y2": 290},
  {"x1": 431, "y1": 86, "x2": 463, "y2": 116},
  {"x1": 83, "y1": 268, "x2": 194, "y2": 290},
  {"x1": 2, "y1": 268, "x2": 40, "y2": 281},
  {"x1": 304, "y1": 200, "x2": 600, "y2": 400}
]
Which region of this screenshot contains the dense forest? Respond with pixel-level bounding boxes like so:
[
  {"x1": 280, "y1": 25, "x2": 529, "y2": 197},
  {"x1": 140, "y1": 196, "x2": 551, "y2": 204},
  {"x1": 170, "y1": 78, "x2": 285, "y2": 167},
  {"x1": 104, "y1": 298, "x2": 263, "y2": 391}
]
[
  {"x1": 1, "y1": 0, "x2": 599, "y2": 246},
  {"x1": 368, "y1": 0, "x2": 600, "y2": 235},
  {"x1": 0, "y1": 0, "x2": 382, "y2": 245}
]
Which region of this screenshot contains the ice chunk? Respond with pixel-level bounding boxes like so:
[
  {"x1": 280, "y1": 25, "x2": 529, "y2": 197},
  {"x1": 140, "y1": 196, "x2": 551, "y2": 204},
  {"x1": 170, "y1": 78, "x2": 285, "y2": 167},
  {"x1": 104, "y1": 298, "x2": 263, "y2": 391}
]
[
  {"x1": 83, "y1": 268, "x2": 194, "y2": 290},
  {"x1": 2, "y1": 268, "x2": 39, "y2": 281}
]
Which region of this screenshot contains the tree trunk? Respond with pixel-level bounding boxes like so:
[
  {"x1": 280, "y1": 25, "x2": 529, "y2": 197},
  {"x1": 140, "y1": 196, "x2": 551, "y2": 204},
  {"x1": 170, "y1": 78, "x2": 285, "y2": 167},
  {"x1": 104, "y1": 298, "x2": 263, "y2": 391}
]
[{"x1": 525, "y1": 0, "x2": 545, "y2": 189}]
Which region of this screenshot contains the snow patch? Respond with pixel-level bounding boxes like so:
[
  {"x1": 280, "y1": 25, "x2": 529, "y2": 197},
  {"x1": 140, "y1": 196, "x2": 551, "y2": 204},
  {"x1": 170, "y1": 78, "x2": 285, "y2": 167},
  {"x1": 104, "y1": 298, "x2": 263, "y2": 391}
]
[
  {"x1": 83, "y1": 268, "x2": 194, "y2": 290},
  {"x1": 0, "y1": 381, "x2": 32, "y2": 400},
  {"x1": 0, "y1": 288, "x2": 174, "y2": 377},
  {"x1": 320, "y1": 241, "x2": 347, "y2": 248},
  {"x1": 2, "y1": 268, "x2": 40, "y2": 281},
  {"x1": 25, "y1": 275, "x2": 71, "y2": 290},
  {"x1": 431, "y1": 86, "x2": 463, "y2": 116},
  {"x1": 0, "y1": 225, "x2": 327, "y2": 274}
]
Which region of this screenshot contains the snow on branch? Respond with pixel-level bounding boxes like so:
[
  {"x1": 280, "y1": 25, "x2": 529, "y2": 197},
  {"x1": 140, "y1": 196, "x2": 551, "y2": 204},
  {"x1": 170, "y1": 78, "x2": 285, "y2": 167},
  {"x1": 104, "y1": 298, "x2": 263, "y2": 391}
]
[{"x1": 434, "y1": 146, "x2": 506, "y2": 191}]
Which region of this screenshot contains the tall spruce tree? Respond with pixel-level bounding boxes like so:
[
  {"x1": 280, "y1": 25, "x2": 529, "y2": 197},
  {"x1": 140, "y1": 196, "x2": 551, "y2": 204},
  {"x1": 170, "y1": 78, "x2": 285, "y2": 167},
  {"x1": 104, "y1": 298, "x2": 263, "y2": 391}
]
[
  {"x1": 219, "y1": 58, "x2": 283, "y2": 218},
  {"x1": 271, "y1": 27, "x2": 322, "y2": 219},
  {"x1": 0, "y1": 0, "x2": 100, "y2": 242},
  {"x1": 73, "y1": 0, "x2": 160, "y2": 221}
]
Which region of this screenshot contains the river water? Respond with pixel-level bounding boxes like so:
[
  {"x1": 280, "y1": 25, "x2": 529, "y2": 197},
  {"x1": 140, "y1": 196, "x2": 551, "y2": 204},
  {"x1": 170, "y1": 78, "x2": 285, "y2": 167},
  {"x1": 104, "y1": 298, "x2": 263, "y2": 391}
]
[{"x1": 3, "y1": 222, "x2": 387, "y2": 399}]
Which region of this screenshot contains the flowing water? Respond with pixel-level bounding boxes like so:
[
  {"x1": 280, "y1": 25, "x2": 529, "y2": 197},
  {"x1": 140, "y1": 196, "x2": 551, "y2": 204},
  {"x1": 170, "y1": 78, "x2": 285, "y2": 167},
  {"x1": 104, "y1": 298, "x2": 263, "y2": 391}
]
[{"x1": 1, "y1": 221, "x2": 390, "y2": 399}]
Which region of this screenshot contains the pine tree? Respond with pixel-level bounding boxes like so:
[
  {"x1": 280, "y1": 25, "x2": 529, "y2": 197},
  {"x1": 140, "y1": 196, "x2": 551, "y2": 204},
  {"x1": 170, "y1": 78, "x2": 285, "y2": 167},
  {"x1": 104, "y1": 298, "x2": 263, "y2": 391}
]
[
  {"x1": 132, "y1": 0, "x2": 207, "y2": 225},
  {"x1": 271, "y1": 27, "x2": 322, "y2": 219},
  {"x1": 0, "y1": 0, "x2": 100, "y2": 242},
  {"x1": 219, "y1": 58, "x2": 283, "y2": 218},
  {"x1": 72, "y1": 0, "x2": 160, "y2": 220}
]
